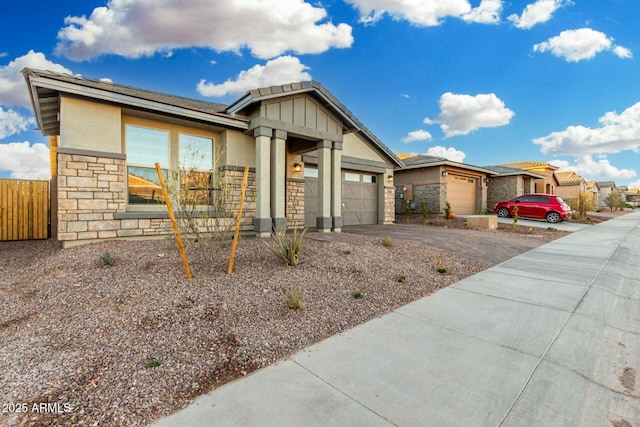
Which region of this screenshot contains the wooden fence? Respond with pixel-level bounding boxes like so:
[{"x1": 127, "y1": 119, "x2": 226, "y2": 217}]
[{"x1": 0, "y1": 179, "x2": 50, "y2": 241}]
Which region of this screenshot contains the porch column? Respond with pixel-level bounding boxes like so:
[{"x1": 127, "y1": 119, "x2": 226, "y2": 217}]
[
  {"x1": 271, "y1": 129, "x2": 287, "y2": 230},
  {"x1": 254, "y1": 126, "x2": 272, "y2": 237},
  {"x1": 316, "y1": 140, "x2": 332, "y2": 232},
  {"x1": 331, "y1": 141, "x2": 342, "y2": 232}
]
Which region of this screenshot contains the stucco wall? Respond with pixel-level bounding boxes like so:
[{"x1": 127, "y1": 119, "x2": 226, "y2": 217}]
[
  {"x1": 60, "y1": 97, "x2": 121, "y2": 153},
  {"x1": 342, "y1": 133, "x2": 386, "y2": 163}
]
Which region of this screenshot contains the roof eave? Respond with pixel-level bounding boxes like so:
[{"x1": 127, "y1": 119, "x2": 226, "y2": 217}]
[{"x1": 23, "y1": 69, "x2": 249, "y2": 133}]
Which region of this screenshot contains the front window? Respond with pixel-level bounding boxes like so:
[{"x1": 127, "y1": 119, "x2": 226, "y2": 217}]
[
  {"x1": 126, "y1": 125, "x2": 169, "y2": 205},
  {"x1": 179, "y1": 134, "x2": 214, "y2": 205}
]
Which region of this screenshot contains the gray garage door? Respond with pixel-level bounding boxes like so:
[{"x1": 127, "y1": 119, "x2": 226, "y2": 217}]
[{"x1": 304, "y1": 168, "x2": 378, "y2": 227}]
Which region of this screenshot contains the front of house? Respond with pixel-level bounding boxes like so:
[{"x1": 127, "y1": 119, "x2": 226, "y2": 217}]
[{"x1": 23, "y1": 69, "x2": 401, "y2": 246}]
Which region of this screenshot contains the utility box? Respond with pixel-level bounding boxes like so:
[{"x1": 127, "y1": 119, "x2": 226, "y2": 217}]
[{"x1": 465, "y1": 215, "x2": 498, "y2": 230}]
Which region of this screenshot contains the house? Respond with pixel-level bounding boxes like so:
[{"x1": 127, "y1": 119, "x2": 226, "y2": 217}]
[
  {"x1": 554, "y1": 171, "x2": 587, "y2": 201},
  {"x1": 596, "y1": 181, "x2": 616, "y2": 207},
  {"x1": 393, "y1": 155, "x2": 494, "y2": 215},
  {"x1": 482, "y1": 165, "x2": 544, "y2": 211},
  {"x1": 23, "y1": 68, "x2": 402, "y2": 247},
  {"x1": 586, "y1": 180, "x2": 600, "y2": 206},
  {"x1": 499, "y1": 161, "x2": 559, "y2": 194}
]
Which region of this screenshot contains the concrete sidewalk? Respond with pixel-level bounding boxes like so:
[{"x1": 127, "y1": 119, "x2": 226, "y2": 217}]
[
  {"x1": 152, "y1": 212, "x2": 640, "y2": 427},
  {"x1": 495, "y1": 216, "x2": 590, "y2": 232}
]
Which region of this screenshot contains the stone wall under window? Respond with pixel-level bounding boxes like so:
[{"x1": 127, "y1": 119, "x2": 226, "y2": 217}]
[{"x1": 56, "y1": 150, "x2": 256, "y2": 246}]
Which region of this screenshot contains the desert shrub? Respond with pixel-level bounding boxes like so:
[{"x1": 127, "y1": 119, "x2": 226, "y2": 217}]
[
  {"x1": 382, "y1": 236, "x2": 394, "y2": 247},
  {"x1": 98, "y1": 251, "x2": 116, "y2": 267},
  {"x1": 267, "y1": 224, "x2": 307, "y2": 266},
  {"x1": 285, "y1": 286, "x2": 306, "y2": 310}
]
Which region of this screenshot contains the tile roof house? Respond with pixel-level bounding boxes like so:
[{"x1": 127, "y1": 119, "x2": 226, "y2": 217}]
[
  {"x1": 394, "y1": 155, "x2": 495, "y2": 215},
  {"x1": 23, "y1": 68, "x2": 401, "y2": 246},
  {"x1": 596, "y1": 181, "x2": 616, "y2": 207},
  {"x1": 499, "y1": 161, "x2": 560, "y2": 195},
  {"x1": 554, "y1": 171, "x2": 587, "y2": 201}
]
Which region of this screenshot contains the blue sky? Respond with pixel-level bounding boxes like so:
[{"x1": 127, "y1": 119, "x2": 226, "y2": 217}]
[{"x1": 1, "y1": 0, "x2": 639, "y2": 188}]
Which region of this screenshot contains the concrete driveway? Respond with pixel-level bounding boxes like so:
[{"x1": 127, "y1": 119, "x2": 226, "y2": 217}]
[{"x1": 153, "y1": 212, "x2": 640, "y2": 427}]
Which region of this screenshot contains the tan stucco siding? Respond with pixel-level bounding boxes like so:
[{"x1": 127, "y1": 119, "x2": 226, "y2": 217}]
[
  {"x1": 342, "y1": 133, "x2": 387, "y2": 163},
  {"x1": 393, "y1": 167, "x2": 441, "y2": 187},
  {"x1": 223, "y1": 130, "x2": 255, "y2": 167},
  {"x1": 60, "y1": 97, "x2": 121, "y2": 153}
]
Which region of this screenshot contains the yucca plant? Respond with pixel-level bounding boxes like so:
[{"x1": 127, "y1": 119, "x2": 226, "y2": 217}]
[{"x1": 267, "y1": 224, "x2": 308, "y2": 266}]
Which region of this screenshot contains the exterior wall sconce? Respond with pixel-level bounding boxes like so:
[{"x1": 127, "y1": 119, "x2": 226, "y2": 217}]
[
  {"x1": 387, "y1": 175, "x2": 393, "y2": 183},
  {"x1": 292, "y1": 163, "x2": 301, "y2": 173},
  {"x1": 442, "y1": 171, "x2": 449, "y2": 177}
]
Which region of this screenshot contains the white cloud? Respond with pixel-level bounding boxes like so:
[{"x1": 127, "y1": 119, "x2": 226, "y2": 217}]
[
  {"x1": 613, "y1": 45, "x2": 633, "y2": 59},
  {"x1": 551, "y1": 155, "x2": 636, "y2": 180},
  {"x1": 197, "y1": 56, "x2": 312, "y2": 98},
  {"x1": 534, "y1": 102, "x2": 640, "y2": 155},
  {"x1": 508, "y1": 0, "x2": 570, "y2": 29},
  {"x1": 55, "y1": 0, "x2": 353, "y2": 60},
  {"x1": 0, "y1": 141, "x2": 50, "y2": 179},
  {"x1": 346, "y1": 0, "x2": 502, "y2": 27},
  {"x1": 425, "y1": 92, "x2": 514, "y2": 137},
  {"x1": 426, "y1": 146, "x2": 466, "y2": 162},
  {"x1": 0, "y1": 50, "x2": 72, "y2": 108},
  {"x1": 402, "y1": 130, "x2": 432, "y2": 143},
  {"x1": 533, "y1": 28, "x2": 631, "y2": 62},
  {"x1": 462, "y1": 0, "x2": 503, "y2": 24},
  {"x1": 0, "y1": 107, "x2": 34, "y2": 139},
  {"x1": 628, "y1": 179, "x2": 640, "y2": 189}
]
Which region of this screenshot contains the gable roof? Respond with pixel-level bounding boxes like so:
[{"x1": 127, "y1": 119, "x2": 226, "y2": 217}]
[
  {"x1": 225, "y1": 81, "x2": 403, "y2": 167},
  {"x1": 400, "y1": 154, "x2": 495, "y2": 174},
  {"x1": 554, "y1": 171, "x2": 585, "y2": 185}
]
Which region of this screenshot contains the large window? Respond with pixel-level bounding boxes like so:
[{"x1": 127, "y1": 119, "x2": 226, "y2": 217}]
[
  {"x1": 126, "y1": 125, "x2": 169, "y2": 205},
  {"x1": 179, "y1": 134, "x2": 214, "y2": 206},
  {"x1": 125, "y1": 125, "x2": 215, "y2": 207}
]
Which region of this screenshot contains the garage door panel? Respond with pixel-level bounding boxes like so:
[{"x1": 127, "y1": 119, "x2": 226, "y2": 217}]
[
  {"x1": 447, "y1": 175, "x2": 477, "y2": 215},
  {"x1": 304, "y1": 170, "x2": 378, "y2": 227}
]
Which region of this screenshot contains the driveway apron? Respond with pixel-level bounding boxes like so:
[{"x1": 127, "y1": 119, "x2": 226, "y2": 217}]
[{"x1": 153, "y1": 212, "x2": 640, "y2": 427}]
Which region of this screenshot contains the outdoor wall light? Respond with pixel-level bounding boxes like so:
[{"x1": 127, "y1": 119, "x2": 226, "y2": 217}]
[
  {"x1": 442, "y1": 171, "x2": 449, "y2": 177},
  {"x1": 292, "y1": 163, "x2": 302, "y2": 173},
  {"x1": 387, "y1": 175, "x2": 393, "y2": 183}
]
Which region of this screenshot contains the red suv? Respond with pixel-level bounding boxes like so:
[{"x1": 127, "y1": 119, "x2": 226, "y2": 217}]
[{"x1": 494, "y1": 194, "x2": 572, "y2": 223}]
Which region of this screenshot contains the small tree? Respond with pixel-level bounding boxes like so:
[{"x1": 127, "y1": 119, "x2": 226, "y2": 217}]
[
  {"x1": 444, "y1": 201, "x2": 452, "y2": 221},
  {"x1": 566, "y1": 191, "x2": 597, "y2": 221},
  {"x1": 604, "y1": 190, "x2": 626, "y2": 212}
]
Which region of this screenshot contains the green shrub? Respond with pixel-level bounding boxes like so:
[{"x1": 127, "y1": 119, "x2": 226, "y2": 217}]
[
  {"x1": 444, "y1": 201, "x2": 452, "y2": 220},
  {"x1": 396, "y1": 274, "x2": 407, "y2": 283},
  {"x1": 352, "y1": 290, "x2": 363, "y2": 299},
  {"x1": 267, "y1": 224, "x2": 307, "y2": 266},
  {"x1": 98, "y1": 251, "x2": 116, "y2": 267},
  {"x1": 421, "y1": 202, "x2": 429, "y2": 220},
  {"x1": 147, "y1": 359, "x2": 161, "y2": 368},
  {"x1": 382, "y1": 236, "x2": 394, "y2": 247}
]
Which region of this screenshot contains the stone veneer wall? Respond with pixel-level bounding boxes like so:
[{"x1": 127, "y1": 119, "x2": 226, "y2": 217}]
[
  {"x1": 487, "y1": 176, "x2": 519, "y2": 211},
  {"x1": 384, "y1": 186, "x2": 395, "y2": 223},
  {"x1": 57, "y1": 151, "x2": 128, "y2": 242},
  {"x1": 396, "y1": 183, "x2": 446, "y2": 215},
  {"x1": 286, "y1": 179, "x2": 305, "y2": 226},
  {"x1": 56, "y1": 150, "x2": 256, "y2": 245}
]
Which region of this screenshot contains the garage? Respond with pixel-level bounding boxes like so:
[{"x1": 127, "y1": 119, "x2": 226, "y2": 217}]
[
  {"x1": 446, "y1": 174, "x2": 478, "y2": 215},
  {"x1": 304, "y1": 168, "x2": 378, "y2": 227}
]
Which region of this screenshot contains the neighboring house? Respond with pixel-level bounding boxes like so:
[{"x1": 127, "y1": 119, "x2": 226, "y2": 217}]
[
  {"x1": 586, "y1": 180, "x2": 600, "y2": 206},
  {"x1": 625, "y1": 188, "x2": 640, "y2": 207},
  {"x1": 482, "y1": 165, "x2": 544, "y2": 211},
  {"x1": 24, "y1": 68, "x2": 402, "y2": 247},
  {"x1": 554, "y1": 171, "x2": 587, "y2": 201},
  {"x1": 499, "y1": 161, "x2": 559, "y2": 194},
  {"x1": 596, "y1": 181, "x2": 616, "y2": 207},
  {"x1": 393, "y1": 155, "x2": 493, "y2": 215}
]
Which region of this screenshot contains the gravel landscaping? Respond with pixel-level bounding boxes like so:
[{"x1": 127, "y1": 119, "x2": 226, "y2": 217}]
[{"x1": 0, "y1": 223, "x2": 567, "y2": 426}]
